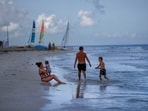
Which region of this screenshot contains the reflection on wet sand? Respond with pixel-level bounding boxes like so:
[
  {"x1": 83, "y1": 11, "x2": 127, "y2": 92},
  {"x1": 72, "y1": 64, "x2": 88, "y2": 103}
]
[
  {"x1": 40, "y1": 82, "x2": 52, "y2": 86},
  {"x1": 76, "y1": 81, "x2": 86, "y2": 98},
  {"x1": 99, "y1": 82, "x2": 108, "y2": 93}
]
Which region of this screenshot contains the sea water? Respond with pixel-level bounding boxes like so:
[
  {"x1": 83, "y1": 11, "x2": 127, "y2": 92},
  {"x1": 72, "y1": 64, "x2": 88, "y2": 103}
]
[{"x1": 42, "y1": 45, "x2": 148, "y2": 111}]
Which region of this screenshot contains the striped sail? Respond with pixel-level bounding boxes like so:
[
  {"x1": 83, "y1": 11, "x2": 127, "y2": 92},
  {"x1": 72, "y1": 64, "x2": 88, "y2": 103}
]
[
  {"x1": 31, "y1": 20, "x2": 35, "y2": 43},
  {"x1": 39, "y1": 20, "x2": 44, "y2": 44}
]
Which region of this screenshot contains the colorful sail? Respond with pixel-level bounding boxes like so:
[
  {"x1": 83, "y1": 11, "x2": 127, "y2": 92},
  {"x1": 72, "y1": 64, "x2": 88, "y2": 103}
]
[
  {"x1": 61, "y1": 21, "x2": 69, "y2": 48},
  {"x1": 39, "y1": 20, "x2": 45, "y2": 44},
  {"x1": 31, "y1": 20, "x2": 35, "y2": 43}
]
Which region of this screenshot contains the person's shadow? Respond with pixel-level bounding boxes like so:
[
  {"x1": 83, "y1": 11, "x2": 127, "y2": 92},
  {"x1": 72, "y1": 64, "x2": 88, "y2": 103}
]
[{"x1": 76, "y1": 81, "x2": 86, "y2": 98}]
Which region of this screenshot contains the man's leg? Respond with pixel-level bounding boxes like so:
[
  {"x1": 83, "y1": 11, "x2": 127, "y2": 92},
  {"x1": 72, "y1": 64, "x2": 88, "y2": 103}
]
[
  {"x1": 99, "y1": 74, "x2": 102, "y2": 81},
  {"x1": 83, "y1": 71, "x2": 87, "y2": 80},
  {"x1": 78, "y1": 71, "x2": 81, "y2": 80}
]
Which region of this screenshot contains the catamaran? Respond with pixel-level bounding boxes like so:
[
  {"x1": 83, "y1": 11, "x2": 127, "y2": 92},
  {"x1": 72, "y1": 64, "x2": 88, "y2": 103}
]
[
  {"x1": 35, "y1": 20, "x2": 47, "y2": 50},
  {"x1": 28, "y1": 20, "x2": 35, "y2": 46},
  {"x1": 27, "y1": 20, "x2": 47, "y2": 50},
  {"x1": 61, "y1": 21, "x2": 69, "y2": 48}
]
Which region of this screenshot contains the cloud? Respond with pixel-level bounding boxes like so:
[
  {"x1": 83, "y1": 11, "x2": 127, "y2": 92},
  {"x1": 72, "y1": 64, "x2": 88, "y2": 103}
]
[
  {"x1": 0, "y1": 0, "x2": 28, "y2": 26},
  {"x1": 0, "y1": 0, "x2": 28, "y2": 39},
  {"x1": 78, "y1": 10, "x2": 95, "y2": 27},
  {"x1": 1, "y1": 22, "x2": 19, "y2": 32},
  {"x1": 130, "y1": 33, "x2": 137, "y2": 38},
  {"x1": 86, "y1": 0, "x2": 104, "y2": 14},
  {"x1": 95, "y1": 32, "x2": 139, "y2": 38},
  {"x1": 36, "y1": 13, "x2": 67, "y2": 34}
]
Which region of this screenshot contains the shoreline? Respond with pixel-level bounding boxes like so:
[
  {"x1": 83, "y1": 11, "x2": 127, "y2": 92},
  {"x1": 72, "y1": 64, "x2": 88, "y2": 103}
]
[
  {"x1": 0, "y1": 47, "x2": 36, "y2": 52},
  {"x1": 0, "y1": 45, "x2": 70, "y2": 52},
  {"x1": 0, "y1": 45, "x2": 147, "y2": 111},
  {"x1": 0, "y1": 50, "x2": 73, "y2": 111}
]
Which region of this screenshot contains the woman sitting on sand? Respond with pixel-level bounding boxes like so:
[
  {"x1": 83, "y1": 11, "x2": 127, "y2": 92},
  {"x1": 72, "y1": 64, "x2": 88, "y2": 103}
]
[{"x1": 36, "y1": 62, "x2": 65, "y2": 84}]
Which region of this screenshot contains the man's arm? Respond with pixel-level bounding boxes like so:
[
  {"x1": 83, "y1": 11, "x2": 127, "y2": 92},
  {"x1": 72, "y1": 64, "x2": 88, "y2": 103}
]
[
  {"x1": 74, "y1": 56, "x2": 77, "y2": 68},
  {"x1": 86, "y1": 55, "x2": 91, "y2": 67}
]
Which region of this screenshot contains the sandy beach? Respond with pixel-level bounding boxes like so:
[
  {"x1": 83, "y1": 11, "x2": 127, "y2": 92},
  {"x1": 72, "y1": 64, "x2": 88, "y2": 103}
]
[
  {"x1": 0, "y1": 45, "x2": 148, "y2": 111},
  {"x1": 0, "y1": 50, "x2": 74, "y2": 111}
]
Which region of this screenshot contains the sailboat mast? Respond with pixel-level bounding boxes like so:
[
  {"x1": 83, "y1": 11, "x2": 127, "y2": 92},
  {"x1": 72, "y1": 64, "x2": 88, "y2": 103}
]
[{"x1": 6, "y1": 25, "x2": 9, "y2": 47}]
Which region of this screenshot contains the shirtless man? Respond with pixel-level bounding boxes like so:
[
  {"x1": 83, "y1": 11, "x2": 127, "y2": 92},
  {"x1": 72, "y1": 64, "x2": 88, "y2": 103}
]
[{"x1": 74, "y1": 46, "x2": 91, "y2": 80}]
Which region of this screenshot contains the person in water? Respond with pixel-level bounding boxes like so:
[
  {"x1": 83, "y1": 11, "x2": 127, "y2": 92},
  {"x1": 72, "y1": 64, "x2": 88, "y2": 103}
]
[
  {"x1": 74, "y1": 46, "x2": 91, "y2": 80},
  {"x1": 36, "y1": 62, "x2": 65, "y2": 84},
  {"x1": 95, "y1": 56, "x2": 109, "y2": 81}
]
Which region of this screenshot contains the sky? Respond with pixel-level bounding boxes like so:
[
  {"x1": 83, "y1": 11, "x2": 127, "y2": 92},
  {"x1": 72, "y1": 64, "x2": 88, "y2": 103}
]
[{"x1": 0, "y1": 0, "x2": 148, "y2": 46}]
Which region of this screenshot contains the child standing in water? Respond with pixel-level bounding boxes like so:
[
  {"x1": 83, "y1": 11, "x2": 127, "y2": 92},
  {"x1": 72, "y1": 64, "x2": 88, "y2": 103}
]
[{"x1": 95, "y1": 56, "x2": 109, "y2": 81}]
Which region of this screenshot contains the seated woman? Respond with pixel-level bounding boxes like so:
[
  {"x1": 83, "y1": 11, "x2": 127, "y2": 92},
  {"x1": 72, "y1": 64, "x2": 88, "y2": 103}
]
[{"x1": 36, "y1": 62, "x2": 65, "y2": 84}]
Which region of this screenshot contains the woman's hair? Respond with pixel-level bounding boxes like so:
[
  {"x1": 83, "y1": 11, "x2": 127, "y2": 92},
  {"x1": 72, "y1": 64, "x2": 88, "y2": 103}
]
[{"x1": 35, "y1": 62, "x2": 42, "y2": 67}]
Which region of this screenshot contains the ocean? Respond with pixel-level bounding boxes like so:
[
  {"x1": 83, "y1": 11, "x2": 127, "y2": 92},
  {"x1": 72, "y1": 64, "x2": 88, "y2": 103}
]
[{"x1": 43, "y1": 44, "x2": 148, "y2": 111}]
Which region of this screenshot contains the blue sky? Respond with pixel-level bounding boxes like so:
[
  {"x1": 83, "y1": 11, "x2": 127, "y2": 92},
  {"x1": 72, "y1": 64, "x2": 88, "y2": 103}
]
[{"x1": 0, "y1": 0, "x2": 148, "y2": 46}]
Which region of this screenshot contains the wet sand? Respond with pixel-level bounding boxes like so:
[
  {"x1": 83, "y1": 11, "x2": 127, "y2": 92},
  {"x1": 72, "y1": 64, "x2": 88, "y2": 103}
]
[
  {"x1": 1, "y1": 48, "x2": 146, "y2": 111},
  {"x1": 0, "y1": 50, "x2": 73, "y2": 111}
]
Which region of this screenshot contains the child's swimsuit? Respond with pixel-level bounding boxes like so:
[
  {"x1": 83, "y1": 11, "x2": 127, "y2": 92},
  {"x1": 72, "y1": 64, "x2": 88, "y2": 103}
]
[{"x1": 100, "y1": 69, "x2": 106, "y2": 75}]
